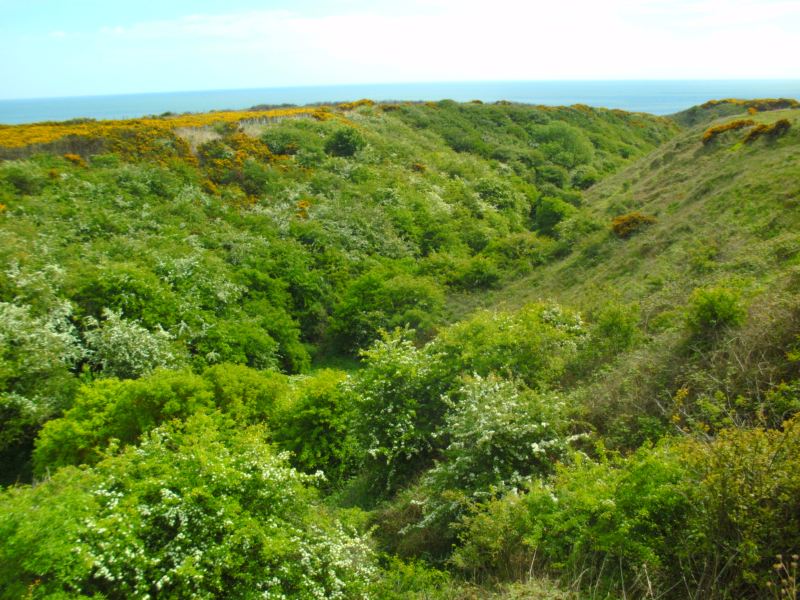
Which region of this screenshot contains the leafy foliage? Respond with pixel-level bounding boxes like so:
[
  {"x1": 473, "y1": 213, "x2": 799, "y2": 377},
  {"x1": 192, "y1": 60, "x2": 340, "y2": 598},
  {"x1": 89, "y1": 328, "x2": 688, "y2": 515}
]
[
  {"x1": 2, "y1": 99, "x2": 797, "y2": 600},
  {"x1": 324, "y1": 127, "x2": 366, "y2": 157},
  {"x1": 686, "y1": 285, "x2": 746, "y2": 338},
  {"x1": 2, "y1": 413, "x2": 375, "y2": 599},
  {"x1": 84, "y1": 308, "x2": 183, "y2": 378}
]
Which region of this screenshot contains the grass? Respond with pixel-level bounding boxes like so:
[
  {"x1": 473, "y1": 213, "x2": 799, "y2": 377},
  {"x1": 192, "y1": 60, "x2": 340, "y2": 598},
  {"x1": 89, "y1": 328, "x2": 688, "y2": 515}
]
[{"x1": 472, "y1": 108, "x2": 800, "y2": 318}]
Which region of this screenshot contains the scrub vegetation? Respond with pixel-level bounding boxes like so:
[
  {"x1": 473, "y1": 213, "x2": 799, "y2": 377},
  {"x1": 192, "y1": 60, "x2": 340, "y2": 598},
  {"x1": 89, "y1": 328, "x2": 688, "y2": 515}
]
[{"x1": 1, "y1": 97, "x2": 798, "y2": 599}]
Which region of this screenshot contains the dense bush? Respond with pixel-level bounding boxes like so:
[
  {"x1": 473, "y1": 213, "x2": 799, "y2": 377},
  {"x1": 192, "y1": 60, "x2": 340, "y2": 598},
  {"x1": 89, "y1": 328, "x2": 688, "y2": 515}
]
[
  {"x1": 84, "y1": 308, "x2": 183, "y2": 378},
  {"x1": 686, "y1": 285, "x2": 746, "y2": 338},
  {"x1": 0, "y1": 301, "x2": 83, "y2": 402},
  {"x1": 453, "y1": 418, "x2": 800, "y2": 598},
  {"x1": 533, "y1": 196, "x2": 576, "y2": 236},
  {"x1": 273, "y1": 369, "x2": 360, "y2": 487},
  {"x1": 330, "y1": 269, "x2": 445, "y2": 353},
  {"x1": 0, "y1": 301, "x2": 83, "y2": 481},
  {"x1": 682, "y1": 418, "x2": 800, "y2": 596},
  {"x1": 346, "y1": 331, "x2": 454, "y2": 495},
  {"x1": 445, "y1": 255, "x2": 502, "y2": 290},
  {"x1": 2, "y1": 413, "x2": 376, "y2": 599},
  {"x1": 33, "y1": 370, "x2": 214, "y2": 473},
  {"x1": 417, "y1": 376, "x2": 573, "y2": 533},
  {"x1": 571, "y1": 164, "x2": 600, "y2": 189},
  {"x1": 33, "y1": 365, "x2": 287, "y2": 474},
  {"x1": 530, "y1": 121, "x2": 595, "y2": 169},
  {"x1": 431, "y1": 303, "x2": 586, "y2": 389},
  {"x1": 324, "y1": 127, "x2": 366, "y2": 157}
]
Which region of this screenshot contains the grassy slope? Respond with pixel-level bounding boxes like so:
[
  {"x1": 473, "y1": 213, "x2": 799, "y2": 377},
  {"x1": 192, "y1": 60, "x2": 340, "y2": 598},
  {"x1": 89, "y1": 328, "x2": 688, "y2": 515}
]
[{"x1": 479, "y1": 107, "x2": 800, "y2": 315}]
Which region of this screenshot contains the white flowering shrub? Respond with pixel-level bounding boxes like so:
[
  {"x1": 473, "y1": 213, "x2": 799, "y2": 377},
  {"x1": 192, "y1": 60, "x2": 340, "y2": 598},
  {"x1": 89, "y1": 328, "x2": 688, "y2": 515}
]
[
  {"x1": 346, "y1": 330, "x2": 456, "y2": 495},
  {"x1": 0, "y1": 300, "x2": 84, "y2": 395},
  {"x1": 84, "y1": 308, "x2": 182, "y2": 379},
  {"x1": 386, "y1": 376, "x2": 576, "y2": 556},
  {"x1": 423, "y1": 376, "x2": 571, "y2": 506},
  {"x1": 2, "y1": 413, "x2": 376, "y2": 599},
  {"x1": 0, "y1": 300, "x2": 84, "y2": 475}
]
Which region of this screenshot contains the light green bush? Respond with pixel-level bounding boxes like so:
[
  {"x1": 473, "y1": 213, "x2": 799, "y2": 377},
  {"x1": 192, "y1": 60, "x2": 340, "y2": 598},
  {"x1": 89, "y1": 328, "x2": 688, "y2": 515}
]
[
  {"x1": 3, "y1": 413, "x2": 376, "y2": 599},
  {"x1": 274, "y1": 369, "x2": 360, "y2": 487},
  {"x1": 432, "y1": 303, "x2": 586, "y2": 389},
  {"x1": 346, "y1": 330, "x2": 455, "y2": 495},
  {"x1": 686, "y1": 285, "x2": 746, "y2": 339}
]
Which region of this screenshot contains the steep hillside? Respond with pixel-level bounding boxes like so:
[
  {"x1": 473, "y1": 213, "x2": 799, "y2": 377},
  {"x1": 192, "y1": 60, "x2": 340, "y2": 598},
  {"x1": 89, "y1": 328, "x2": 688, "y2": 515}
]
[{"x1": 490, "y1": 107, "x2": 800, "y2": 311}]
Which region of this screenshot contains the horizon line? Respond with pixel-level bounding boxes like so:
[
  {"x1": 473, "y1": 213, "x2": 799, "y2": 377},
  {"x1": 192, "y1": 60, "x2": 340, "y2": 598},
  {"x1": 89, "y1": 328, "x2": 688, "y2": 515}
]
[{"x1": 3, "y1": 78, "x2": 800, "y2": 103}]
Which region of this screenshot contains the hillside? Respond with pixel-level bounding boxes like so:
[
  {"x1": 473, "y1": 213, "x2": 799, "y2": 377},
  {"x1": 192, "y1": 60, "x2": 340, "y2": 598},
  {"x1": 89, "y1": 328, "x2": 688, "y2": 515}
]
[
  {"x1": 1, "y1": 100, "x2": 799, "y2": 600},
  {"x1": 488, "y1": 106, "x2": 800, "y2": 313}
]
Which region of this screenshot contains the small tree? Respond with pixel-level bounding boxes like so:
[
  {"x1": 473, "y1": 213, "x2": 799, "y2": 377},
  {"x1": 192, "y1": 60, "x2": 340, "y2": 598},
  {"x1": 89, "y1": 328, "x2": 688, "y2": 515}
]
[{"x1": 324, "y1": 128, "x2": 365, "y2": 157}]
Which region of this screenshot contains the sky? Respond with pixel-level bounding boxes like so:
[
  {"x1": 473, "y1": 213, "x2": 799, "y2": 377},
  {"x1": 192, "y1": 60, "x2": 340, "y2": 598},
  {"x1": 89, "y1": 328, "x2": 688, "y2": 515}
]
[{"x1": 1, "y1": 0, "x2": 799, "y2": 100}]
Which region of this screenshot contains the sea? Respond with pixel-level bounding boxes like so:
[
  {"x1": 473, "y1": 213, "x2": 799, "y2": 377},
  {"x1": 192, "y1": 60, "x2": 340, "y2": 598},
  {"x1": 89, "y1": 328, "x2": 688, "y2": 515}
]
[{"x1": 1, "y1": 80, "x2": 799, "y2": 125}]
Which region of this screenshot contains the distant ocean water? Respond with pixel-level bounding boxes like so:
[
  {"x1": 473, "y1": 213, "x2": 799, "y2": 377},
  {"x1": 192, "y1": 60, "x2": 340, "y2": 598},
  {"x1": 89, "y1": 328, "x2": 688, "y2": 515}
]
[{"x1": 1, "y1": 80, "x2": 799, "y2": 125}]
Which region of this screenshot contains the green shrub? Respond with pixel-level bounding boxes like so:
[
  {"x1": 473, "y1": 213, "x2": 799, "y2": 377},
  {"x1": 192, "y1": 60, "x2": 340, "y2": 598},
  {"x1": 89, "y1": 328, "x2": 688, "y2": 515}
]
[
  {"x1": 576, "y1": 302, "x2": 641, "y2": 370},
  {"x1": 261, "y1": 129, "x2": 301, "y2": 155},
  {"x1": 330, "y1": 269, "x2": 445, "y2": 353},
  {"x1": 33, "y1": 370, "x2": 214, "y2": 473},
  {"x1": 201, "y1": 362, "x2": 288, "y2": 422},
  {"x1": 571, "y1": 164, "x2": 600, "y2": 189},
  {"x1": 454, "y1": 443, "x2": 693, "y2": 594},
  {"x1": 324, "y1": 127, "x2": 366, "y2": 157},
  {"x1": 274, "y1": 369, "x2": 360, "y2": 487},
  {"x1": 3, "y1": 413, "x2": 376, "y2": 599},
  {"x1": 682, "y1": 419, "x2": 800, "y2": 596},
  {"x1": 553, "y1": 212, "x2": 602, "y2": 247},
  {"x1": 453, "y1": 420, "x2": 800, "y2": 598},
  {"x1": 346, "y1": 331, "x2": 455, "y2": 495},
  {"x1": 533, "y1": 197, "x2": 576, "y2": 236},
  {"x1": 191, "y1": 318, "x2": 279, "y2": 371},
  {"x1": 369, "y1": 556, "x2": 455, "y2": 599},
  {"x1": 84, "y1": 308, "x2": 183, "y2": 378},
  {"x1": 450, "y1": 490, "x2": 534, "y2": 581},
  {"x1": 0, "y1": 302, "x2": 83, "y2": 482},
  {"x1": 535, "y1": 164, "x2": 570, "y2": 188},
  {"x1": 33, "y1": 364, "x2": 289, "y2": 475},
  {"x1": 417, "y1": 376, "x2": 572, "y2": 536},
  {"x1": 531, "y1": 121, "x2": 595, "y2": 169},
  {"x1": 0, "y1": 301, "x2": 83, "y2": 401},
  {"x1": 686, "y1": 285, "x2": 746, "y2": 337},
  {"x1": 447, "y1": 255, "x2": 502, "y2": 291},
  {"x1": 67, "y1": 262, "x2": 181, "y2": 330},
  {"x1": 431, "y1": 303, "x2": 586, "y2": 390},
  {"x1": 0, "y1": 163, "x2": 45, "y2": 195},
  {"x1": 485, "y1": 231, "x2": 556, "y2": 273}
]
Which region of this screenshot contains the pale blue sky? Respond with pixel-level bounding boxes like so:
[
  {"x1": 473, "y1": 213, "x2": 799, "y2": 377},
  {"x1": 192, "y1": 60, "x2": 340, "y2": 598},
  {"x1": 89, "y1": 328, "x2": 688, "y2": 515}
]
[{"x1": 2, "y1": 0, "x2": 798, "y2": 100}]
